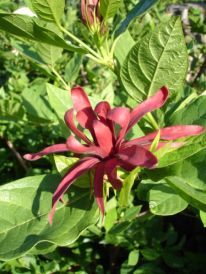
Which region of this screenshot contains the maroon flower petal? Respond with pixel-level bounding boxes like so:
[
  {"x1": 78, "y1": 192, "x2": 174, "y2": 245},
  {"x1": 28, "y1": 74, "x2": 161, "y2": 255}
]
[
  {"x1": 93, "y1": 120, "x2": 114, "y2": 155},
  {"x1": 117, "y1": 145, "x2": 158, "y2": 169},
  {"x1": 71, "y1": 86, "x2": 92, "y2": 111},
  {"x1": 23, "y1": 144, "x2": 68, "y2": 161},
  {"x1": 76, "y1": 108, "x2": 97, "y2": 130},
  {"x1": 127, "y1": 87, "x2": 169, "y2": 131},
  {"x1": 104, "y1": 159, "x2": 122, "y2": 189},
  {"x1": 107, "y1": 107, "x2": 131, "y2": 145},
  {"x1": 95, "y1": 101, "x2": 111, "y2": 120},
  {"x1": 94, "y1": 162, "x2": 105, "y2": 216},
  {"x1": 64, "y1": 109, "x2": 92, "y2": 145},
  {"x1": 66, "y1": 135, "x2": 107, "y2": 158},
  {"x1": 141, "y1": 141, "x2": 186, "y2": 150},
  {"x1": 48, "y1": 157, "x2": 100, "y2": 224},
  {"x1": 71, "y1": 86, "x2": 97, "y2": 138},
  {"x1": 126, "y1": 125, "x2": 205, "y2": 146}
]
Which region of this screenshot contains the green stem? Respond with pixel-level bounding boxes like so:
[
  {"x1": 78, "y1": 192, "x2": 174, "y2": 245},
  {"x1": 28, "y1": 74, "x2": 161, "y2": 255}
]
[
  {"x1": 146, "y1": 112, "x2": 159, "y2": 130},
  {"x1": 59, "y1": 25, "x2": 103, "y2": 60},
  {"x1": 51, "y1": 67, "x2": 70, "y2": 90}
]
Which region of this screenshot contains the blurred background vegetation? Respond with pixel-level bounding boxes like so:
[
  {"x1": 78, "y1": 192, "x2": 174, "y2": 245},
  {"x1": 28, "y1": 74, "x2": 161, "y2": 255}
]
[{"x1": 0, "y1": 0, "x2": 205, "y2": 273}]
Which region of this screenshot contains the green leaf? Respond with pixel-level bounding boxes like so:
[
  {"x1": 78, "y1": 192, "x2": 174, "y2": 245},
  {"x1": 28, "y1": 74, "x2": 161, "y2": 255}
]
[
  {"x1": 141, "y1": 248, "x2": 161, "y2": 261},
  {"x1": 46, "y1": 83, "x2": 72, "y2": 121},
  {"x1": 119, "y1": 167, "x2": 140, "y2": 207},
  {"x1": 46, "y1": 83, "x2": 72, "y2": 136},
  {"x1": 157, "y1": 135, "x2": 206, "y2": 168},
  {"x1": 168, "y1": 94, "x2": 206, "y2": 127},
  {"x1": 0, "y1": 14, "x2": 84, "y2": 53},
  {"x1": 120, "y1": 17, "x2": 188, "y2": 102},
  {"x1": 116, "y1": 0, "x2": 159, "y2": 36},
  {"x1": 22, "y1": 82, "x2": 57, "y2": 123},
  {"x1": 0, "y1": 175, "x2": 98, "y2": 261},
  {"x1": 31, "y1": 0, "x2": 65, "y2": 24},
  {"x1": 200, "y1": 211, "x2": 206, "y2": 227},
  {"x1": 149, "y1": 184, "x2": 188, "y2": 215},
  {"x1": 114, "y1": 30, "x2": 135, "y2": 66},
  {"x1": 100, "y1": 0, "x2": 122, "y2": 20},
  {"x1": 128, "y1": 249, "x2": 139, "y2": 266},
  {"x1": 54, "y1": 155, "x2": 90, "y2": 189},
  {"x1": 65, "y1": 53, "x2": 83, "y2": 83},
  {"x1": 35, "y1": 43, "x2": 63, "y2": 65},
  {"x1": 166, "y1": 176, "x2": 206, "y2": 212},
  {"x1": 29, "y1": 242, "x2": 57, "y2": 255},
  {"x1": 171, "y1": 150, "x2": 206, "y2": 191},
  {"x1": 54, "y1": 155, "x2": 78, "y2": 176}
]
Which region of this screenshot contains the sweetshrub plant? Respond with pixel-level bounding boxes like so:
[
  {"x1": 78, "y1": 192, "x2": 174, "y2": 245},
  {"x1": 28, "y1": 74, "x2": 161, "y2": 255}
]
[{"x1": 0, "y1": 0, "x2": 206, "y2": 272}]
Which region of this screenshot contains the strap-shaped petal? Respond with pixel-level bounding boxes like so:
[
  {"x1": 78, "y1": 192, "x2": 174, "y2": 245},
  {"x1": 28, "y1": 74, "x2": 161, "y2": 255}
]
[
  {"x1": 104, "y1": 159, "x2": 122, "y2": 189},
  {"x1": 66, "y1": 135, "x2": 107, "y2": 158},
  {"x1": 48, "y1": 157, "x2": 100, "y2": 224},
  {"x1": 71, "y1": 86, "x2": 97, "y2": 138},
  {"x1": 76, "y1": 108, "x2": 97, "y2": 131},
  {"x1": 93, "y1": 120, "x2": 114, "y2": 155},
  {"x1": 94, "y1": 162, "x2": 105, "y2": 216},
  {"x1": 107, "y1": 107, "x2": 131, "y2": 145},
  {"x1": 71, "y1": 86, "x2": 92, "y2": 111},
  {"x1": 125, "y1": 125, "x2": 205, "y2": 147},
  {"x1": 23, "y1": 144, "x2": 68, "y2": 161},
  {"x1": 117, "y1": 145, "x2": 158, "y2": 169},
  {"x1": 127, "y1": 87, "x2": 169, "y2": 131},
  {"x1": 95, "y1": 101, "x2": 111, "y2": 120},
  {"x1": 64, "y1": 109, "x2": 92, "y2": 145}
]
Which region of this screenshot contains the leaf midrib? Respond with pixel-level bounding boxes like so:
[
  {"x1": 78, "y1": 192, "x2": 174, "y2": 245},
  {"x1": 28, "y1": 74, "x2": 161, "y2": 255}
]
[
  {"x1": 0, "y1": 191, "x2": 89, "y2": 236},
  {"x1": 147, "y1": 19, "x2": 178, "y2": 98}
]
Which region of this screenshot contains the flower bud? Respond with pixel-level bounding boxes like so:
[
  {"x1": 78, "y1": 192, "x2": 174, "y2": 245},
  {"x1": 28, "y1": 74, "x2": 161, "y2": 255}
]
[{"x1": 81, "y1": 0, "x2": 101, "y2": 29}]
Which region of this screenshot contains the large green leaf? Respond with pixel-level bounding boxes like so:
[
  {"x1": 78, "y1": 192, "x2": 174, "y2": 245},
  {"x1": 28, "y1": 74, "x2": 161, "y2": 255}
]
[
  {"x1": 149, "y1": 184, "x2": 188, "y2": 215},
  {"x1": 168, "y1": 94, "x2": 206, "y2": 127},
  {"x1": 116, "y1": 0, "x2": 159, "y2": 36},
  {"x1": 100, "y1": 0, "x2": 122, "y2": 20},
  {"x1": 120, "y1": 17, "x2": 188, "y2": 102},
  {"x1": 0, "y1": 14, "x2": 84, "y2": 53},
  {"x1": 0, "y1": 175, "x2": 98, "y2": 261},
  {"x1": 114, "y1": 30, "x2": 135, "y2": 66},
  {"x1": 166, "y1": 176, "x2": 206, "y2": 212},
  {"x1": 157, "y1": 135, "x2": 206, "y2": 168},
  {"x1": 22, "y1": 82, "x2": 57, "y2": 123},
  {"x1": 46, "y1": 83, "x2": 72, "y2": 121},
  {"x1": 35, "y1": 43, "x2": 63, "y2": 65},
  {"x1": 31, "y1": 0, "x2": 65, "y2": 24}
]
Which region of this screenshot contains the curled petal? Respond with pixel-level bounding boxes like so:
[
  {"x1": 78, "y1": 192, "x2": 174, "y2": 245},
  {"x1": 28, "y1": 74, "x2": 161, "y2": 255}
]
[
  {"x1": 95, "y1": 101, "x2": 111, "y2": 120},
  {"x1": 126, "y1": 125, "x2": 205, "y2": 147},
  {"x1": 105, "y1": 159, "x2": 122, "y2": 189},
  {"x1": 64, "y1": 109, "x2": 92, "y2": 145},
  {"x1": 71, "y1": 86, "x2": 97, "y2": 139},
  {"x1": 94, "y1": 162, "x2": 105, "y2": 216},
  {"x1": 23, "y1": 144, "x2": 68, "y2": 161},
  {"x1": 93, "y1": 120, "x2": 114, "y2": 155},
  {"x1": 48, "y1": 157, "x2": 100, "y2": 224},
  {"x1": 71, "y1": 86, "x2": 92, "y2": 112},
  {"x1": 128, "y1": 87, "x2": 169, "y2": 131},
  {"x1": 66, "y1": 135, "x2": 107, "y2": 158},
  {"x1": 107, "y1": 107, "x2": 131, "y2": 145},
  {"x1": 76, "y1": 108, "x2": 97, "y2": 131},
  {"x1": 117, "y1": 145, "x2": 158, "y2": 169}
]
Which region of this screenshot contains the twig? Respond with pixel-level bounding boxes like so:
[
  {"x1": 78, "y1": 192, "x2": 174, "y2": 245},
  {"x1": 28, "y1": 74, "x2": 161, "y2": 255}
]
[{"x1": 1, "y1": 136, "x2": 28, "y2": 171}]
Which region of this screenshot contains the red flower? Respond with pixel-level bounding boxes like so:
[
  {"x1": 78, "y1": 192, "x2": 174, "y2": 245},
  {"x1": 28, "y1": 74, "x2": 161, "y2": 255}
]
[{"x1": 24, "y1": 87, "x2": 204, "y2": 224}]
